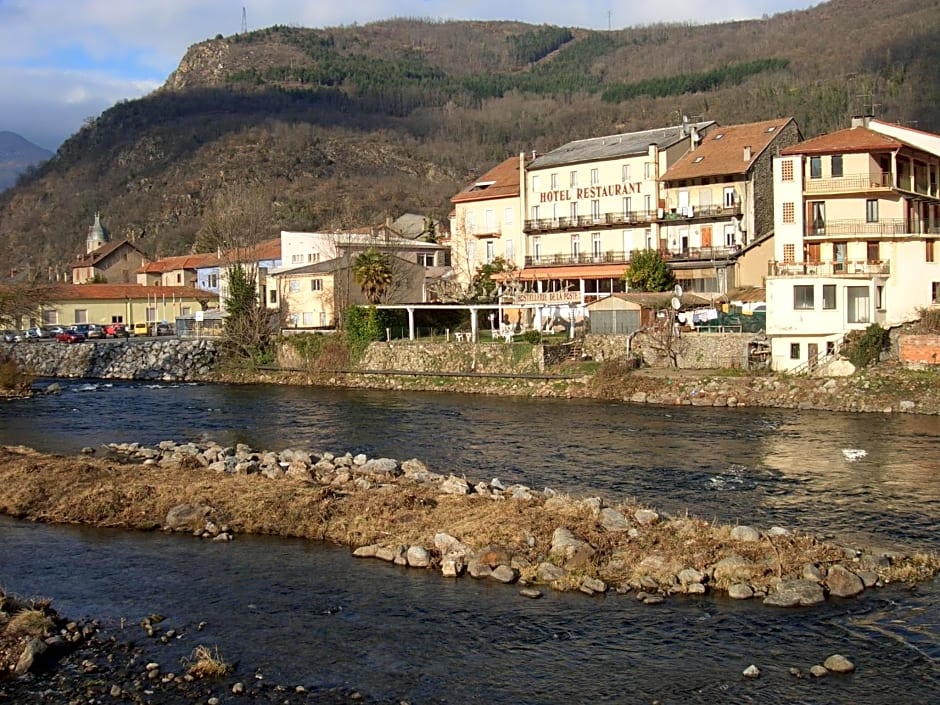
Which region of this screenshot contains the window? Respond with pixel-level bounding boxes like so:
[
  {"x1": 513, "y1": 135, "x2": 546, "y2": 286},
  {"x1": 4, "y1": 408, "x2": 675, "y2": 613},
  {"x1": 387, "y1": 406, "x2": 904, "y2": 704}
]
[
  {"x1": 571, "y1": 234, "x2": 580, "y2": 258},
  {"x1": 790, "y1": 343, "x2": 800, "y2": 360},
  {"x1": 532, "y1": 175, "x2": 541, "y2": 191},
  {"x1": 876, "y1": 285, "x2": 885, "y2": 311},
  {"x1": 644, "y1": 162, "x2": 653, "y2": 179},
  {"x1": 269, "y1": 289, "x2": 277, "y2": 304},
  {"x1": 289, "y1": 280, "x2": 301, "y2": 293},
  {"x1": 75, "y1": 309, "x2": 88, "y2": 324},
  {"x1": 570, "y1": 201, "x2": 578, "y2": 221},
  {"x1": 810, "y1": 156, "x2": 822, "y2": 179},
  {"x1": 831, "y1": 155, "x2": 843, "y2": 178},
  {"x1": 645, "y1": 229, "x2": 653, "y2": 249},
  {"x1": 933, "y1": 282, "x2": 940, "y2": 304},
  {"x1": 311, "y1": 279, "x2": 323, "y2": 291},
  {"x1": 417, "y1": 252, "x2": 435, "y2": 267},
  {"x1": 847, "y1": 286, "x2": 870, "y2": 323},
  {"x1": 307, "y1": 253, "x2": 320, "y2": 263},
  {"x1": 823, "y1": 284, "x2": 836, "y2": 310},
  {"x1": 530, "y1": 205, "x2": 539, "y2": 220},
  {"x1": 208, "y1": 273, "x2": 218, "y2": 289},
  {"x1": 533, "y1": 237, "x2": 541, "y2": 262},
  {"x1": 485, "y1": 209, "x2": 496, "y2": 232},
  {"x1": 466, "y1": 241, "x2": 476, "y2": 269},
  {"x1": 794, "y1": 285, "x2": 815, "y2": 310},
  {"x1": 504, "y1": 240, "x2": 514, "y2": 261},
  {"x1": 810, "y1": 201, "x2": 825, "y2": 234},
  {"x1": 867, "y1": 241, "x2": 879, "y2": 262},
  {"x1": 485, "y1": 240, "x2": 495, "y2": 263},
  {"x1": 550, "y1": 173, "x2": 558, "y2": 189},
  {"x1": 783, "y1": 244, "x2": 795, "y2": 263},
  {"x1": 591, "y1": 200, "x2": 600, "y2": 221},
  {"x1": 928, "y1": 239, "x2": 936, "y2": 263},
  {"x1": 623, "y1": 197, "x2": 632, "y2": 217},
  {"x1": 291, "y1": 254, "x2": 304, "y2": 264},
  {"x1": 504, "y1": 207, "x2": 513, "y2": 226},
  {"x1": 827, "y1": 341, "x2": 836, "y2": 356},
  {"x1": 592, "y1": 232, "x2": 602, "y2": 258},
  {"x1": 303, "y1": 312, "x2": 315, "y2": 326},
  {"x1": 590, "y1": 168, "x2": 599, "y2": 185},
  {"x1": 833, "y1": 241, "x2": 847, "y2": 271},
  {"x1": 866, "y1": 200, "x2": 879, "y2": 223},
  {"x1": 723, "y1": 187, "x2": 736, "y2": 207},
  {"x1": 644, "y1": 195, "x2": 652, "y2": 213},
  {"x1": 621, "y1": 164, "x2": 631, "y2": 182},
  {"x1": 176, "y1": 273, "x2": 182, "y2": 284},
  {"x1": 569, "y1": 171, "x2": 578, "y2": 188},
  {"x1": 41, "y1": 310, "x2": 58, "y2": 325},
  {"x1": 781, "y1": 159, "x2": 794, "y2": 181},
  {"x1": 181, "y1": 306, "x2": 190, "y2": 317},
  {"x1": 782, "y1": 202, "x2": 795, "y2": 223}
]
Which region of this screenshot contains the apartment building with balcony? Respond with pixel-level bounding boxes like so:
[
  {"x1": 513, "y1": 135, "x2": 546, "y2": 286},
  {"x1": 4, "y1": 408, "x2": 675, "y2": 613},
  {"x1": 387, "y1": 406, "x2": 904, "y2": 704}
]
[
  {"x1": 766, "y1": 117, "x2": 940, "y2": 371},
  {"x1": 659, "y1": 118, "x2": 801, "y2": 294},
  {"x1": 450, "y1": 155, "x2": 530, "y2": 291},
  {"x1": 519, "y1": 120, "x2": 715, "y2": 302}
]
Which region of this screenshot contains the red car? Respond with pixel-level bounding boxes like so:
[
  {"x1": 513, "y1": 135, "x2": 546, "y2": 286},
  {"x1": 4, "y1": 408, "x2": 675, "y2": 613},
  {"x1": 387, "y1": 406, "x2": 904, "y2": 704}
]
[
  {"x1": 104, "y1": 323, "x2": 129, "y2": 338},
  {"x1": 56, "y1": 329, "x2": 86, "y2": 344}
]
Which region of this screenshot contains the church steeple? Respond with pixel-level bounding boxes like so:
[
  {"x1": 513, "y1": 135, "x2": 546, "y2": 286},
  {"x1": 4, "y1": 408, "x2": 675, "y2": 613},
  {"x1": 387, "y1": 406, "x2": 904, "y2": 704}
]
[{"x1": 86, "y1": 212, "x2": 108, "y2": 254}]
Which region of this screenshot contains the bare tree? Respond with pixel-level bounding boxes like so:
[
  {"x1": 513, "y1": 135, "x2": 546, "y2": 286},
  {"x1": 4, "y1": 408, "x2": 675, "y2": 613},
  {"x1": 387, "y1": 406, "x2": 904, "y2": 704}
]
[{"x1": 639, "y1": 310, "x2": 689, "y2": 368}]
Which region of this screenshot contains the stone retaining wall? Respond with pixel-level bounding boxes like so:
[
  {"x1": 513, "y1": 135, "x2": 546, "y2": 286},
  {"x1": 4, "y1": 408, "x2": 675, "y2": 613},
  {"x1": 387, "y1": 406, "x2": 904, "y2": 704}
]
[
  {"x1": 356, "y1": 340, "x2": 544, "y2": 374},
  {"x1": 584, "y1": 332, "x2": 754, "y2": 369},
  {"x1": 0, "y1": 340, "x2": 218, "y2": 381}
]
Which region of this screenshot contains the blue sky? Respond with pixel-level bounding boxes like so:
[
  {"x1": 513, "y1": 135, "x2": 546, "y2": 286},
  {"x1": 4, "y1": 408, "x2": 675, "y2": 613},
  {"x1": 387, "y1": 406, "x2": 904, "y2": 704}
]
[{"x1": 0, "y1": 1, "x2": 819, "y2": 151}]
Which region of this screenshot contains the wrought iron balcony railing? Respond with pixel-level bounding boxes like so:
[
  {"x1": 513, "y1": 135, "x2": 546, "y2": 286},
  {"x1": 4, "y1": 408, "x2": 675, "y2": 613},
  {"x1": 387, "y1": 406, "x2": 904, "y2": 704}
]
[{"x1": 767, "y1": 259, "x2": 891, "y2": 277}]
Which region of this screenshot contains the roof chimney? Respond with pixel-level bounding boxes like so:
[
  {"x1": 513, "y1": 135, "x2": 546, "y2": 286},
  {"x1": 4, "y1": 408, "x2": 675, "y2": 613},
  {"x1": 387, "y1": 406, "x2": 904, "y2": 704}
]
[{"x1": 743, "y1": 145, "x2": 752, "y2": 162}]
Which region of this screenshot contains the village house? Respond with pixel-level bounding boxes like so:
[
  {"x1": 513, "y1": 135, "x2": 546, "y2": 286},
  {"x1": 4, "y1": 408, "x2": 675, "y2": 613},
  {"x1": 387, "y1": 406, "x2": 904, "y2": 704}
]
[
  {"x1": 766, "y1": 116, "x2": 940, "y2": 371},
  {"x1": 71, "y1": 214, "x2": 150, "y2": 285}
]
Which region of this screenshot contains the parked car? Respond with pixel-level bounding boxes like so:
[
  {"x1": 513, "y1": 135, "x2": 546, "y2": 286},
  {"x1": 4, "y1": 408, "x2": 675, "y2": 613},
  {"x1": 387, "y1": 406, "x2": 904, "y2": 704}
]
[
  {"x1": 130, "y1": 322, "x2": 150, "y2": 337},
  {"x1": 70, "y1": 323, "x2": 104, "y2": 339},
  {"x1": 2, "y1": 329, "x2": 22, "y2": 342},
  {"x1": 24, "y1": 327, "x2": 45, "y2": 340},
  {"x1": 155, "y1": 322, "x2": 175, "y2": 336},
  {"x1": 56, "y1": 328, "x2": 86, "y2": 344},
  {"x1": 104, "y1": 323, "x2": 129, "y2": 338}
]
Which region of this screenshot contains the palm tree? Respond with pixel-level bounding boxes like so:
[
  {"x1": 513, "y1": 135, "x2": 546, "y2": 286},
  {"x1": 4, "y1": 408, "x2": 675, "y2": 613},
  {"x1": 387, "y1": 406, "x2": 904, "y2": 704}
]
[{"x1": 352, "y1": 248, "x2": 393, "y2": 304}]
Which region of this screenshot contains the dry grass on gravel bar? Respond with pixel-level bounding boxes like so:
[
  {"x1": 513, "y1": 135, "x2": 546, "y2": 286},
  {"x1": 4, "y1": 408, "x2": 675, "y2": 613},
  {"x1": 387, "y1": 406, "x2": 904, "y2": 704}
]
[{"x1": 0, "y1": 445, "x2": 936, "y2": 596}]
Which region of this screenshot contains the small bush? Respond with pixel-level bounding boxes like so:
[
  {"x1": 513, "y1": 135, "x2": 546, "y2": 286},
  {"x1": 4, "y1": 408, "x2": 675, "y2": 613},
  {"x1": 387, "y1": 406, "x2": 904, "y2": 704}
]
[
  {"x1": 522, "y1": 329, "x2": 542, "y2": 344},
  {"x1": 0, "y1": 354, "x2": 32, "y2": 393},
  {"x1": 844, "y1": 323, "x2": 889, "y2": 368},
  {"x1": 185, "y1": 645, "x2": 233, "y2": 678},
  {"x1": 915, "y1": 307, "x2": 940, "y2": 334},
  {"x1": 7, "y1": 608, "x2": 54, "y2": 636}
]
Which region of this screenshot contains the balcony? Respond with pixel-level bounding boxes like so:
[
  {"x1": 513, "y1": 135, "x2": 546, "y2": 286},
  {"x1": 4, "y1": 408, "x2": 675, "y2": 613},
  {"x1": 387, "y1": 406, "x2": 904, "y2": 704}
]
[
  {"x1": 804, "y1": 172, "x2": 891, "y2": 195},
  {"x1": 524, "y1": 251, "x2": 631, "y2": 267},
  {"x1": 660, "y1": 203, "x2": 742, "y2": 220},
  {"x1": 805, "y1": 219, "x2": 937, "y2": 238},
  {"x1": 466, "y1": 226, "x2": 501, "y2": 239},
  {"x1": 523, "y1": 204, "x2": 742, "y2": 234},
  {"x1": 767, "y1": 259, "x2": 891, "y2": 277}
]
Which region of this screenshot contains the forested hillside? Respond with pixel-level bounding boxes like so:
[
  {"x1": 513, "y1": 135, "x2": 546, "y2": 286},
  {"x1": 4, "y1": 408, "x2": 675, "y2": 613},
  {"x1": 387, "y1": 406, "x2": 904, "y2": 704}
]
[{"x1": 1, "y1": 0, "x2": 937, "y2": 278}]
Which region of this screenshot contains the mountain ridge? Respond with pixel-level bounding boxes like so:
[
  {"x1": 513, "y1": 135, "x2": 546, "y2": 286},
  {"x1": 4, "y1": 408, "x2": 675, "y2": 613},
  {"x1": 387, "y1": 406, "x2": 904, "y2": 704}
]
[
  {"x1": 1, "y1": 0, "x2": 938, "y2": 278},
  {"x1": 0, "y1": 131, "x2": 53, "y2": 193}
]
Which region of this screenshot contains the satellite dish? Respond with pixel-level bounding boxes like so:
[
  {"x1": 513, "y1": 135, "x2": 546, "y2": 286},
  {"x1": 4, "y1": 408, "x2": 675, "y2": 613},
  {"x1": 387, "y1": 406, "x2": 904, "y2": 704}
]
[
  {"x1": 674, "y1": 284, "x2": 683, "y2": 298},
  {"x1": 671, "y1": 297, "x2": 681, "y2": 310}
]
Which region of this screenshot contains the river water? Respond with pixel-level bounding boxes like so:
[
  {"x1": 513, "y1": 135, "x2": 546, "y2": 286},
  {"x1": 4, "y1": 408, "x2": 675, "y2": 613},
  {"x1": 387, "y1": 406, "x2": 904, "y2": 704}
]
[{"x1": 0, "y1": 379, "x2": 938, "y2": 703}]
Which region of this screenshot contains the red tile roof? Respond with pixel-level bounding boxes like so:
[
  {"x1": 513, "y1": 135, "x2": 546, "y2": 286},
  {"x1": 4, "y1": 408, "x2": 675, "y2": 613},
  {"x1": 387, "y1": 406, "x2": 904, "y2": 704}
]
[
  {"x1": 222, "y1": 238, "x2": 281, "y2": 262},
  {"x1": 451, "y1": 155, "x2": 527, "y2": 204},
  {"x1": 662, "y1": 118, "x2": 795, "y2": 181},
  {"x1": 780, "y1": 126, "x2": 903, "y2": 155},
  {"x1": 46, "y1": 284, "x2": 217, "y2": 301},
  {"x1": 138, "y1": 253, "x2": 221, "y2": 274}
]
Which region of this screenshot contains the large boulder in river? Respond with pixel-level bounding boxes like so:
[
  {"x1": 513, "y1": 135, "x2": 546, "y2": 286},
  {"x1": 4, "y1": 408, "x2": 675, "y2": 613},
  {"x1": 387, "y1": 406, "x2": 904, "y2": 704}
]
[
  {"x1": 763, "y1": 579, "x2": 826, "y2": 607},
  {"x1": 164, "y1": 503, "x2": 211, "y2": 532},
  {"x1": 826, "y1": 565, "x2": 865, "y2": 597}
]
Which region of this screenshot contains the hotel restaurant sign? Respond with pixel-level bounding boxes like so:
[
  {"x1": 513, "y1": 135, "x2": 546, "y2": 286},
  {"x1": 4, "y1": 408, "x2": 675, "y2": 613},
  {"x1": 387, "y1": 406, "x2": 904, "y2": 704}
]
[{"x1": 515, "y1": 291, "x2": 581, "y2": 304}]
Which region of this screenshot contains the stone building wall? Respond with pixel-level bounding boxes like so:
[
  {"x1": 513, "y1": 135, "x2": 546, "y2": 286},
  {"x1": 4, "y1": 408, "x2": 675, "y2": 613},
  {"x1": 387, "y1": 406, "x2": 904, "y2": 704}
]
[{"x1": 584, "y1": 332, "x2": 753, "y2": 369}]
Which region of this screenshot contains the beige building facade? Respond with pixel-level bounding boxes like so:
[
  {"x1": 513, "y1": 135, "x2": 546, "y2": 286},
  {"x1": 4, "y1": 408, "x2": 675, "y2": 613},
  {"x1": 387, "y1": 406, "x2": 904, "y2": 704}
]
[
  {"x1": 766, "y1": 117, "x2": 940, "y2": 371},
  {"x1": 38, "y1": 284, "x2": 216, "y2": 328}
]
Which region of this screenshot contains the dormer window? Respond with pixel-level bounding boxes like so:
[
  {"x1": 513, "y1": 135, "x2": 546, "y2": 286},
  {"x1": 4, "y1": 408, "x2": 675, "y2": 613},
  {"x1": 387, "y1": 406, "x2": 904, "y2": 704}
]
[
  {"x1": 765, "y1": 126, "x2": 777, "y2": 133},
  {"x1": 714, "y1": 133, "x2": 724, "y2": 140},
  {"x1": 469, "y1": 180, "x2": 495, "y2": 192},
  {"x1": 693, "y1": 156, "x2": 704, "y2": 163}
]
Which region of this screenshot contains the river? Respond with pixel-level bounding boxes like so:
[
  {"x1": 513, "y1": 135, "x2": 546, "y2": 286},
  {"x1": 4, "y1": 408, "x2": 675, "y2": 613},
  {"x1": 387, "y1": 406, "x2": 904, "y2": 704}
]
[{"x1": 0, "y1": 379, "x2": 937, "y2": 703}]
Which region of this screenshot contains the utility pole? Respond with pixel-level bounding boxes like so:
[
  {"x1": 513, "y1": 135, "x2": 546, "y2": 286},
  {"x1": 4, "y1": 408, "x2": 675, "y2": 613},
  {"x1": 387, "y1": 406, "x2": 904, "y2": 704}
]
[{"x1": 241, "y1": 6, "x2": 247, "y2": 34}]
